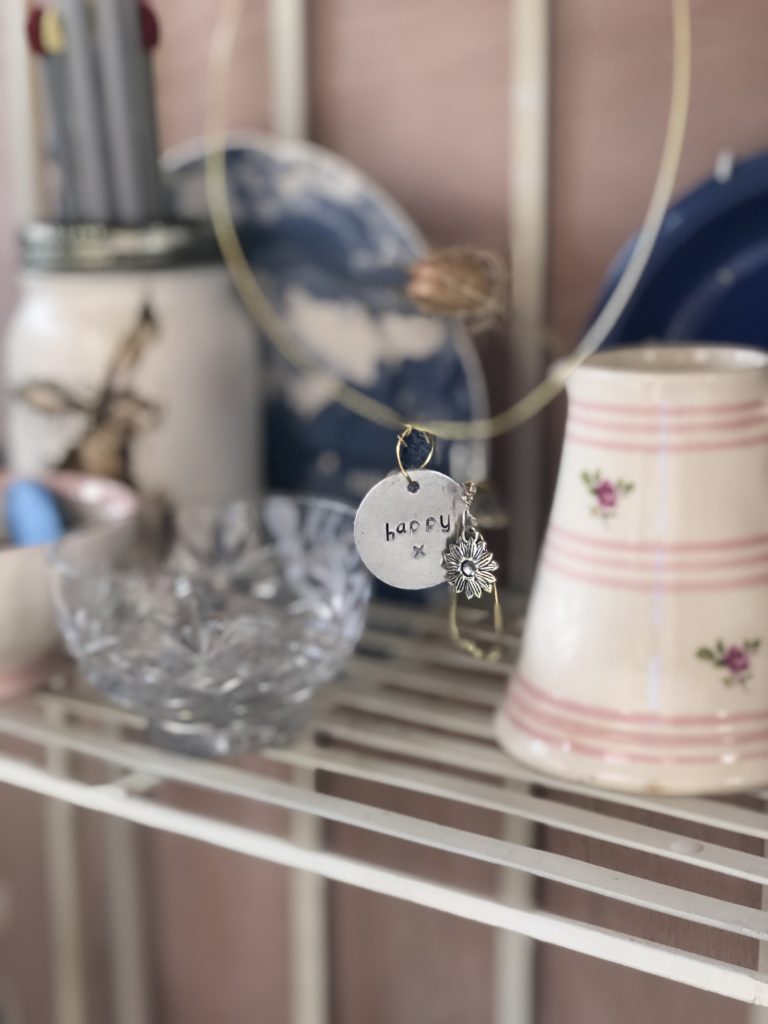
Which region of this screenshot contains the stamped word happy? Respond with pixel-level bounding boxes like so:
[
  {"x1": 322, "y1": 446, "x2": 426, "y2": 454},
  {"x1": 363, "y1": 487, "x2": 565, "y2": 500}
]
[{"x1": 385, "y1": 513, "x2": 452, "y2": 543}]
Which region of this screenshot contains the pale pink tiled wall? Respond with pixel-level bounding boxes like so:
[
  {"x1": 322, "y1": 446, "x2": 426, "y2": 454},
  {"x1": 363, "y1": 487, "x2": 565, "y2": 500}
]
[{"x1": 1, "y1": 2, "x2": 768, "y2": 1022}]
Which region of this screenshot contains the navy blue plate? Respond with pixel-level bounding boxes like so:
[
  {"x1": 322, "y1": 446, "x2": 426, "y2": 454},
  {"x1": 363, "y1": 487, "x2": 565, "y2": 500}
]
[{"x1": 592, "y1": 149, "x2": 768, "y2": 347}]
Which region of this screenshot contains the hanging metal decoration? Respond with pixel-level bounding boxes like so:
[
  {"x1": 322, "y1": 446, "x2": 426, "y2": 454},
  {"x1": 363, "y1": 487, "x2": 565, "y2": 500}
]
[{"x1": 354, "y1": 427, "x2": 503, "y2": 660}]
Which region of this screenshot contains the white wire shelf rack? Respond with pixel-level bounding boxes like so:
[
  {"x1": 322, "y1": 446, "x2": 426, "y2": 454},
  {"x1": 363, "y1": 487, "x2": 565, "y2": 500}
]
[{"x1": 1, "y1": 600, "x2": 768, "y2": 1016}]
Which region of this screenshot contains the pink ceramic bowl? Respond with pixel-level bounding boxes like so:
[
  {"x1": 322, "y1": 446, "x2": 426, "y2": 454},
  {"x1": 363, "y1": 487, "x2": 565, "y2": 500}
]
[{"x1": 0, "y1": 472, "x2": 138, "y2": 698}]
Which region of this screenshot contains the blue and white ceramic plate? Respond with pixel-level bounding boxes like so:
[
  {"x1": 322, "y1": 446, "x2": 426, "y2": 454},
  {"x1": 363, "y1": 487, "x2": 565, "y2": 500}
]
[{"x1": 162, "y1": 132, "x2": 490, "y2": 503}]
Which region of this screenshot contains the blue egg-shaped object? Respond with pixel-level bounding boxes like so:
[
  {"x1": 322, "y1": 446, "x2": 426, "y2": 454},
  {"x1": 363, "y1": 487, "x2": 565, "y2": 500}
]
[{"x1": 5, "y1": 481, "x2": 66, "y2": 547}]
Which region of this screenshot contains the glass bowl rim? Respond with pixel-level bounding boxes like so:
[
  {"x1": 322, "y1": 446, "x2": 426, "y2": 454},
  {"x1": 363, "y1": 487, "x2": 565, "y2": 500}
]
[
  {"x1": 48, "y1": 490, "x2": 361, "y2": 581},
  {"x1": 174, "y1": 492, "x2": 358, "y2": 519}
]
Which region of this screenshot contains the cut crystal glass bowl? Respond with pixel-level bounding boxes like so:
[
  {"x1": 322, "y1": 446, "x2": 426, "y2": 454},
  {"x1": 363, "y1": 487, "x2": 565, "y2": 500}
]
[{"x1": 52, "y1": 496, "x2": 371, "y2": 757}]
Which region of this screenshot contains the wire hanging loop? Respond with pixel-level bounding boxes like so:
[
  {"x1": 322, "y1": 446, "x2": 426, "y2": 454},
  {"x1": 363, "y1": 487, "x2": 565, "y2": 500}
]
[
  {"x1": 205, "y1": 0, "x2": 691, "y2": 442},
  {"x1": 395, "y1": 425, "x2": 435, "y2": 488},
  {"x1": 444, "y1": 481, "x2": 503, "y2": 662}
]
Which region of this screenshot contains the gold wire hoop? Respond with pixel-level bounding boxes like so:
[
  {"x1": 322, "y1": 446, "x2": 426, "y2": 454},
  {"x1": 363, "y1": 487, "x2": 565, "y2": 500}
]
[
  {"x1": 449, "y1": 583, "x2": 503, "y2": 663},
  {"x1": 395, "y1": 426, "x2": 435, "y2": 486},
  {"x1": 204, "y1": 0, "x2": 691, "y2": 442}
]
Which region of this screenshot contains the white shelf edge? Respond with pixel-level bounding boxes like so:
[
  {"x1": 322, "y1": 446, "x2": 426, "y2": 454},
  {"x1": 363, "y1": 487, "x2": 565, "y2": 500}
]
[
  {"x1": 0, "y1": 749, "x2": 765, "y2": 1007},
  {"x1": 1, "y1": 600, "x2": 766, "y2": 1006}
]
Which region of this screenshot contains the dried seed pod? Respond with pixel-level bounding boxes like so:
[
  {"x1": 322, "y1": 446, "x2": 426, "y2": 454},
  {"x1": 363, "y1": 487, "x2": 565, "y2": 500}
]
[{"x1": 406, "y1": 247, "x2": 508, "y2": 332}]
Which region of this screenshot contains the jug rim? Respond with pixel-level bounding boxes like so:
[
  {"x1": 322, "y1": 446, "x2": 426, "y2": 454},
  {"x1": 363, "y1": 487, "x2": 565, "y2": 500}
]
[{"x1": 573, "y1": 343, "x2": 768, "y2": 379}]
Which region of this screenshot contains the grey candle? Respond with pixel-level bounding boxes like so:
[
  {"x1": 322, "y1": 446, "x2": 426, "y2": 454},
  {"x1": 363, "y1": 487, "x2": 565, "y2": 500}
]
[
  {"x1": 128, "y1": 1, "x2": 165, "y2": 219},
  {"x1": 96, "y1": 0, "x2": 148, "y2": 223},
  {"x1": 43, "y1": 54, "x2": 78, "y2": 219},
  {"x1": 57, "y1": 0, "x2": 113, "y2": 221}
]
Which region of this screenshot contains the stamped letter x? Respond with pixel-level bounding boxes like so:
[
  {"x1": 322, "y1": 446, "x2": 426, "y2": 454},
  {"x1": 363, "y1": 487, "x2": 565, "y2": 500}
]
[{"x1": 412, "y1": 545, "x2": 426, "y2": 559}]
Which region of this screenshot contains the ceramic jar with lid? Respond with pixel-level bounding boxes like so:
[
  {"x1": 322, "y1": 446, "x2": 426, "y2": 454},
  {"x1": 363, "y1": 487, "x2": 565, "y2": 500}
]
[{"x1": 4, "y1": 221, "x2": 261, "y2": 505}]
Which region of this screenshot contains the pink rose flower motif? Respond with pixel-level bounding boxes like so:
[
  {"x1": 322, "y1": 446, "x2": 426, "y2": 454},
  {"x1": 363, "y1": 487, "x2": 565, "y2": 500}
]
[
  {"x1": 723, "y1": 645, "x2": 750, "y2": 675},
  {"x1": 581, "y1": 470, "x2": 634, "y2": 521},
  {"x1": 594, "y1": 480, "x2": 618, "y2": 509},
  {"x1": 697, "y1": 638, "x2": 761, "y2": 687}
]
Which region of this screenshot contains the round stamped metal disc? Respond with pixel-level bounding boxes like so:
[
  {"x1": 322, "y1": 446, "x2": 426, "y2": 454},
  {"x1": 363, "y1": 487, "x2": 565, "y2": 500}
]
[{"x1": 354, "y1": 469, "x2": 464, "y2": 590}]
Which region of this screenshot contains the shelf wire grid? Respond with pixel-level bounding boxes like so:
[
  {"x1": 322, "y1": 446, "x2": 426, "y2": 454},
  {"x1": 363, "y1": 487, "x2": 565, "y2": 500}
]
[{"x1": 0, "y1": 600, "x2": 766, "y2": 1007}]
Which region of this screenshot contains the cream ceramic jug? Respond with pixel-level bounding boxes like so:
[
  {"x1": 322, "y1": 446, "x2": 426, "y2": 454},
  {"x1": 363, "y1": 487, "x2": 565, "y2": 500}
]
[{"x1": 497, "y1": 344, "x2": 768, "y2": 795}]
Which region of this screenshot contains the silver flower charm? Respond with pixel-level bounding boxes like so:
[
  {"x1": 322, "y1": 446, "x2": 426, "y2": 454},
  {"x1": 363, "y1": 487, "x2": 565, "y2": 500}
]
[{"x1": 442, "y1": 534, "x2": 499, "y2": 599}]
